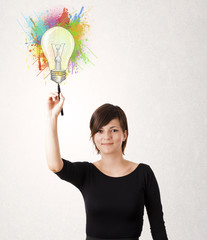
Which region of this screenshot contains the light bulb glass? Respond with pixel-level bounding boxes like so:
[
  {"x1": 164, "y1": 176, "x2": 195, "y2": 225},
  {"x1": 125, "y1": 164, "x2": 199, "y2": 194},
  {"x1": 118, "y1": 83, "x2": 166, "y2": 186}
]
[{"x1": 41, "y1": 26, "x2": 75, "y2": 83}]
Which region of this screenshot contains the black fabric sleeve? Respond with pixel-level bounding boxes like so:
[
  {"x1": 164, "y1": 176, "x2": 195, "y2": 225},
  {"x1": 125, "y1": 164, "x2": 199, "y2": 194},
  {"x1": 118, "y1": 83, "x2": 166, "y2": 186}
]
[
  {"x1": 144, "y1": 165, "x2": 168, "y2": 240},
  {"x1": 54, "y1": 158, "x2": 89, "y2": 190}
]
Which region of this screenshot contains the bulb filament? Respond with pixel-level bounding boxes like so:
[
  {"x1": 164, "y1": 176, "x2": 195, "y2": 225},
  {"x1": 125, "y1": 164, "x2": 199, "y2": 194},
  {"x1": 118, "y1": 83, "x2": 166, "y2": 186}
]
[{"x1": 52, "y1": 43, "x2": 65, "y2": 71}]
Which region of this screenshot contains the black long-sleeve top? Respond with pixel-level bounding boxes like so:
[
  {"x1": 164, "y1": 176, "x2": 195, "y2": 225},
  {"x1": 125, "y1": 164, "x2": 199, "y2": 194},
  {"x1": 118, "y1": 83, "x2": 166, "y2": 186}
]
[{"x1": 54, "y1": 159, "x2": 168, "y2": 239}]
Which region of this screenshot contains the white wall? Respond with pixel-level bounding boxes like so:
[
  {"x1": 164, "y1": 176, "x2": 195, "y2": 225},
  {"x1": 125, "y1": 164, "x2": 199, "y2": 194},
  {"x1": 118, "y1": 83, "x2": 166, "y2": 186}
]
[{"x1": 0, "y1": 0, "x2": 207, "y2": 239}]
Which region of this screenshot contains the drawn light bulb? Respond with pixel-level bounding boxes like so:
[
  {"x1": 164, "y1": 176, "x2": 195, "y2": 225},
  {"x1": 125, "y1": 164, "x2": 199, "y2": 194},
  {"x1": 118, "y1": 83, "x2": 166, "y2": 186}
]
[{"x1": 41, "y1": 26, "x2": 75, "y2": 115}]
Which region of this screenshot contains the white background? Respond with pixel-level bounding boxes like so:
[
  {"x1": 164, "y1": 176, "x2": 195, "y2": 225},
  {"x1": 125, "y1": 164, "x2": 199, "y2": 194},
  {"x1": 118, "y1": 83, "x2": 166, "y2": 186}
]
[{"x1": 0, "y1": 0, "x2": 207, "y2": 239}]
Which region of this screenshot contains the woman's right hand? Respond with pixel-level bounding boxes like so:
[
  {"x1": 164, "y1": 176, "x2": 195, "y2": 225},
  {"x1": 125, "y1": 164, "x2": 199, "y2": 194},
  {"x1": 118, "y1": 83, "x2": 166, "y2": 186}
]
[{"x1": 46, "y1": 92, "x2": 65, "y2": 118}]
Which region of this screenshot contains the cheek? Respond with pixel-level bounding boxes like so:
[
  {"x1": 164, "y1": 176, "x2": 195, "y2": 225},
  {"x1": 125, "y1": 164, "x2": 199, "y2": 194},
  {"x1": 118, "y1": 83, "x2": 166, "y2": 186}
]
[
  {"x1": 94, "y1": 135, "x2": 100, "y2": 144},
  {"x1": 114, "y1": 134, "x2": 124, "y2": 142}
]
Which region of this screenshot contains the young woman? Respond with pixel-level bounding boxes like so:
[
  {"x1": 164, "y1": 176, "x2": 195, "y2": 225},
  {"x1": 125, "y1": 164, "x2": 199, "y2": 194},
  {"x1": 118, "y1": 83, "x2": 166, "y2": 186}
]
[{"x1": 45, "y1": 92, "x2": 168, "y2": 240}]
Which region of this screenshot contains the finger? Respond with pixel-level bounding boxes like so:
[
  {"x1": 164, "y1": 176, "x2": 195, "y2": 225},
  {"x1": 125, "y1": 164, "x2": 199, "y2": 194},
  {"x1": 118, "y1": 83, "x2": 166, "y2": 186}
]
[
  {"x1": 48, "y1": 96, "x2": 58, "y2": 103},
  {"x1": 58, "y1": 93, "x2": 65, "y2": 108},
  {"x1": 48, "y1": 92, "x2": 59, "y2": 98},
  {"x1": 48, "y1": 92, "x2": 60, "y2": 101},
  {"x1": 60, "y1": 93, "x2": 65, "y2": 100}
]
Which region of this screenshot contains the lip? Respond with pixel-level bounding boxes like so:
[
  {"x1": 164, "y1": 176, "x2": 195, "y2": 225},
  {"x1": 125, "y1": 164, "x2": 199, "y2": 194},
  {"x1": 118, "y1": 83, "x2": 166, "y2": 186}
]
[{"x1": 102, "y1": 143, "x2": 113, "y2": 145}]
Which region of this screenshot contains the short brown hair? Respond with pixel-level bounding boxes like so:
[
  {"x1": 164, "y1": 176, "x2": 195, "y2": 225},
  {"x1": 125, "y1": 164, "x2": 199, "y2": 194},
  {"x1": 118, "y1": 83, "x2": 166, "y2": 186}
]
[{"x1": 89, "y1": 103, "x2": 128, "y2": 155}]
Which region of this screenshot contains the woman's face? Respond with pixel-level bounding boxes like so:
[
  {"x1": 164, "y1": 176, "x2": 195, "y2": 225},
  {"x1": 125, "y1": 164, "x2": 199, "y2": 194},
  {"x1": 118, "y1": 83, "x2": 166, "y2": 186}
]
[{"x1": 93, "y1": 118, "x2": 127, "y2": 155}]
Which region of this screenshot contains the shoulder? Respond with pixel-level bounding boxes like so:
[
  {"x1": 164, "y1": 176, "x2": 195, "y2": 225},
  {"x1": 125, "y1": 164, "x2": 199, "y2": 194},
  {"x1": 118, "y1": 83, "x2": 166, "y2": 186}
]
[
  {"x1": 58, "y1": 158, "x2": 91, "y2": 173},
  {"x1": 92, "y1": 160, "x2": 100, "y2": 168},
  {"x1": 137, "y1": 162, "x2": 151, "y2": 168},
  {"x1": 125, "y1": 160, "x2": 150, "y2": 169},
  {"x1": 70, "y1": 160, "x2": 91, "y2": 170},
  {"x1": 62, "y1": 158, "x2": 90, "y2": 166},
  {"x1": 137, "y1": 163, "x2": 154, "y2": 176}
]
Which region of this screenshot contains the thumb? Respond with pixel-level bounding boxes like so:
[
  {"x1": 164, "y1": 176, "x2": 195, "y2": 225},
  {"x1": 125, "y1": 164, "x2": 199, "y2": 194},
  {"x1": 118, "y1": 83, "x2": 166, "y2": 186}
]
[{"x1": 58, "y1": 93, "x2": 65, "y2": 108}]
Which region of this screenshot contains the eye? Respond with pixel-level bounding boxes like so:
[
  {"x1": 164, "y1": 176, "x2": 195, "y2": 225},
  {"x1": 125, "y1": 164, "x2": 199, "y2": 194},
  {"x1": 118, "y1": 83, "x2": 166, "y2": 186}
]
[
  {"x1": 97, "y1": 129, "x2": 103, "y2": 133},
  {"x1": 112, "y1": 129, "x2": 118, "y2": 132}
]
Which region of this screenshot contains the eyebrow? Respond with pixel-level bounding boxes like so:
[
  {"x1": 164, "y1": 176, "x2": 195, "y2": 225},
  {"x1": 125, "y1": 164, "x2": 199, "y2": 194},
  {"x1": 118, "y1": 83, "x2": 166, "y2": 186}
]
[{"x1": 100, "y1": 126, "x2": 118, "y2": 129}]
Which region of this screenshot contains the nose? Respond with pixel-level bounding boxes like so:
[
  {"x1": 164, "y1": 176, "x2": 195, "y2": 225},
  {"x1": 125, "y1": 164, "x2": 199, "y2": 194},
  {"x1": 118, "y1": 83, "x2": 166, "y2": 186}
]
[{"x1": 103, "y1": 131, "x2": 111, "y2": 139}]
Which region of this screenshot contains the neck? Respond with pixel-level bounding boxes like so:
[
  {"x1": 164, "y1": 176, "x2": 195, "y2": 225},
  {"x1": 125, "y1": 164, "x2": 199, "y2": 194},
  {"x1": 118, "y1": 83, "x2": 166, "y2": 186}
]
[{"x1": 99, "y1": 152, "x2": 126, "y2": 170}]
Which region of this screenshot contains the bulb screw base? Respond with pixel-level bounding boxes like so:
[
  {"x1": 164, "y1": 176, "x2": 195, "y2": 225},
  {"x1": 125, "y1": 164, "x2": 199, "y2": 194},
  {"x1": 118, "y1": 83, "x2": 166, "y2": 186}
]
[{"x1": 51, "y1": 70, "x2": 66, "y2": 83}]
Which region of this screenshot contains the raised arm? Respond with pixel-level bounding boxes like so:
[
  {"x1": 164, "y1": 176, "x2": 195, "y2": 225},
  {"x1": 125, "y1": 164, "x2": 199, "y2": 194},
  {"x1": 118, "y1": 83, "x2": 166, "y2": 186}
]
[{"x1": 45, "y1": 92, "x2": 65, "y2": 173}]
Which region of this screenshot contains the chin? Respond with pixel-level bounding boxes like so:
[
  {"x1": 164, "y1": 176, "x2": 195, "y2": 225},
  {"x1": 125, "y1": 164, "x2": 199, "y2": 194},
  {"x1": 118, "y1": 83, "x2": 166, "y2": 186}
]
[
  {"x1": 101, "y1": 148, "x2": 119, "y2": 155},
  {"x1": 99, "y1": 148, "x2": 113, "y2": 154}
]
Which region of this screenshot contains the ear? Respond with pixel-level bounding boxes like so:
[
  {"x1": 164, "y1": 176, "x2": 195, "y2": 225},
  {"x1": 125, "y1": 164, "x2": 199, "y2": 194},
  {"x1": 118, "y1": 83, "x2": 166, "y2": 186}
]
[{"x1": 123, "y1": 130, "x2": 128, "y2": 142}]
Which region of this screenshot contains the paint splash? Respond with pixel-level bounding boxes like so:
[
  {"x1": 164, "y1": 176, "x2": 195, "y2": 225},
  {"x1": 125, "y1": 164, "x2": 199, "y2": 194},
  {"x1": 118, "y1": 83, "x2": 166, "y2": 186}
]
[{"x1": 18, "y1": 7, "x2": 96, "y2": 79}]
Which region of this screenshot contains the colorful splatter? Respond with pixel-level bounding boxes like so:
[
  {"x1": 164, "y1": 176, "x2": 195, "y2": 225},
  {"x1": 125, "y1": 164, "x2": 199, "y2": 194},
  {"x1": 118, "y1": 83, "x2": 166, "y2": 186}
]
[{"x1": 18, "y1": 6, "x2": 96, "y2": 79}]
